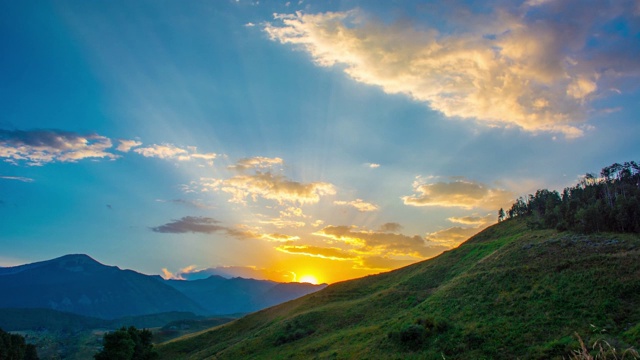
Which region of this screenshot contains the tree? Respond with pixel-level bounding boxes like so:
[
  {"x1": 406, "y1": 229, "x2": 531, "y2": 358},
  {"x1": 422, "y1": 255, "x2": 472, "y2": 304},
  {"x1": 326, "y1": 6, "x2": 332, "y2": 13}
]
[
  {"x1": 0, "y1": 328, "x2": 39, "y2": 360},
  {"x1": 94, "y1": 326, "x2": 157, "y2": 360},
  {"x1": 498, "y1": 208, "x2": 506, "y2": 222}
]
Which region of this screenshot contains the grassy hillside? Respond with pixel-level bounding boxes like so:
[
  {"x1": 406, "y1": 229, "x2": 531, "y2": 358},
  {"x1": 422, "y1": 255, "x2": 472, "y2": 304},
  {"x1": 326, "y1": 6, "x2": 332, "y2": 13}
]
[{"x1": 157, "y1": 218, "x2": 640, "y2": 359}]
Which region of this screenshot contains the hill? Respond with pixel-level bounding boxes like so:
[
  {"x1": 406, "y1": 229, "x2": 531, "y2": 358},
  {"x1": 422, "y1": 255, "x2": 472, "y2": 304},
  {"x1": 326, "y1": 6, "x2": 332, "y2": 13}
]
[{"x1": 157, "y1": 218, "x2": 640, "y2": 359}]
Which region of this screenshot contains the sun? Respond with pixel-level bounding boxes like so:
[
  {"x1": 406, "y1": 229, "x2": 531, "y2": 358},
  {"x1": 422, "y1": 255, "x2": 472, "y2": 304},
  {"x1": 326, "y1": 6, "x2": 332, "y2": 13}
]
[{"x1": 298, "y1": 274, "x2": 319, "y2": 284}]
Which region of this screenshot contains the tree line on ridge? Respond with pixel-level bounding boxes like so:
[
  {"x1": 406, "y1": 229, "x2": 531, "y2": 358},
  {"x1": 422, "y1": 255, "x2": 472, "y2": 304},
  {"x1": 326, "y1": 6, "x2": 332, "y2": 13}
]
[{"x1": 499, "y1": 161, "x2": 640, "y2": 233}]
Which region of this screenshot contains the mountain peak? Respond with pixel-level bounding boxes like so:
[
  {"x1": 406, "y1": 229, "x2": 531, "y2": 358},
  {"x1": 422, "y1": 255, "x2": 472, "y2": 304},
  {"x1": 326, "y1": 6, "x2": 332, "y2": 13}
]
[{"x1": 49, "y1": 254, "x2": 108, "y2": 272}]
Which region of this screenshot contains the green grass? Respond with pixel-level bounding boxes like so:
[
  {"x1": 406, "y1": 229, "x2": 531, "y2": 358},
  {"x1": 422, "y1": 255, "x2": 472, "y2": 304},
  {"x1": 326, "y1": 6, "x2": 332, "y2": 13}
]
[{"x1": 157, "y1": 218, "x2": 640, "y2": 359}]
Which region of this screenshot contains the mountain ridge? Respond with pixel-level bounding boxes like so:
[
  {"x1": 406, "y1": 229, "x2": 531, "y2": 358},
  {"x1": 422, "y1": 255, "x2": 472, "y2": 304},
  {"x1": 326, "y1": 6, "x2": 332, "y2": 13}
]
[{"x1": 0, "y1": 254, "x2": 326, "y2": 320}]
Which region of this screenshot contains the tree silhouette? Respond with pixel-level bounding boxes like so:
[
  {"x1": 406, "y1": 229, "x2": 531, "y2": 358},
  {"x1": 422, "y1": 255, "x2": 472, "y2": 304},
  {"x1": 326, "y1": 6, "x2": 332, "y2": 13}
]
[
  {"x1": 94, "y1": 326, "x2": 157, "y2": 360},
  {"x1": 0, "y1": 328, "x2": 39, "y2": 360},
  {"x1": 505, "y1": 161, "x2": 640, "y2": 234}
]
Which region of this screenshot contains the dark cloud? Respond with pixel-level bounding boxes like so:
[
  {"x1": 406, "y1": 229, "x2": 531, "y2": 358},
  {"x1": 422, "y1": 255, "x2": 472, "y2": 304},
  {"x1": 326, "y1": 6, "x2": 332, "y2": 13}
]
[
  {"x1": 151, "y1": 216, "x2": 225, "y2": 234},
  {"x1": 151, "y1": 216, "x2": 264, "y2": 241},
  {"x1": 378, "y1": 222, "x2": 402, "y2": 232}
]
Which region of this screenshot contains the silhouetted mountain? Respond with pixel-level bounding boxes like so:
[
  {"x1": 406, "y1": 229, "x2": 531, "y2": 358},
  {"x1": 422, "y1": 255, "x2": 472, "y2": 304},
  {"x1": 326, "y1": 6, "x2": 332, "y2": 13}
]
[
  {"x1": 166, "y1": 276, "x2": 326, "y2": 315},
  {"x1": 0, "y1": 254, "x2": 204, "y2": 319},
  {"x1": 0, "y1": 254, "x2": 327, "y2": 320}
]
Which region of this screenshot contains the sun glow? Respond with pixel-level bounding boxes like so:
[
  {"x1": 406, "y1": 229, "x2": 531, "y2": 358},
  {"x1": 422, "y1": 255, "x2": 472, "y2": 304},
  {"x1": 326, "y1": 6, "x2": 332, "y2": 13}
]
[{"x1": 298, "y1": 274, "x2": 319, "y2": 284}]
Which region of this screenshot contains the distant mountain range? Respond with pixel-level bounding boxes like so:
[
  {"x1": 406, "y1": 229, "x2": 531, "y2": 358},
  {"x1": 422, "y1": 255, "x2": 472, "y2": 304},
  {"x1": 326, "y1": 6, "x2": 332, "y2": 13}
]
[{"x1": 0, "y1": 254, "x2": 326, "y2": 319}]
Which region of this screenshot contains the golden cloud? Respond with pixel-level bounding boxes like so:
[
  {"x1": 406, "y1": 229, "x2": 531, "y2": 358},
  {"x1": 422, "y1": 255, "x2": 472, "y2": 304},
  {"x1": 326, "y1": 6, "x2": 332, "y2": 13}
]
[
  {"x1": 315, "y1": 225, "x2": 447, "y2": 258},
  {"x1": 228, "y1": 156, "x2": 283, "y2": 172},
  {"x1": 402, "y1": 177, "x2": 513, "y2": 210},
  {"x1": 134, "y1": 144, "x2": 218, "y2": 165},
  {"x1": 334, "y1": 199, "x2": 379, "y2": 212},
  {"x1": 426, "y1": 213, "x2": 496, "y2": 248},
  {"x1": 264, "y1": 5, "x2": 638, "y2": 137},
  {"x1": 275, "y1": 245, "x2": 357, "y2": 261},
  {"x1": 209, "y1": 172, "x2": 335, "y2": 205}
]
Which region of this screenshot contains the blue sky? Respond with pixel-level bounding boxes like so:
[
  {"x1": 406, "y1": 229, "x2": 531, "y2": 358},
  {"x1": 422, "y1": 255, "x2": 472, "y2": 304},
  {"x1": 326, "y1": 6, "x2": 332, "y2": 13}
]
[{"x1": 1, "y1": 0, "x2": 639, "y2": 283}]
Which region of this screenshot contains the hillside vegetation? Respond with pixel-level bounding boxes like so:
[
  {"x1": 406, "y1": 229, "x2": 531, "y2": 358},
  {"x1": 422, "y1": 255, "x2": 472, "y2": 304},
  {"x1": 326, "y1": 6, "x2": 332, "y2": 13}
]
[{"x1": 158, "y1": 218, "x2": 640, "y2": 359}]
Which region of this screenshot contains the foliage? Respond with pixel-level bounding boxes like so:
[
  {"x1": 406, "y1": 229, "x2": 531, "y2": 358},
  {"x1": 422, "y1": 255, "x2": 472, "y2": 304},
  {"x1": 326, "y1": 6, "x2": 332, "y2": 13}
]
[
  {"x1": 507, "y1": 161, "x2": 640, "y2": 233},
  {"x1": 274, "y1": 318, "x2": 316, "y2": 345},
  {"x1": 569, "y1": 332, "x2": 639, "y2": 360},
  {"x1": 388, "y1": 317, "x2": 450, "y2": 351},
  {"x1": 0, "y1": 328, "x2": 39, "y2": 360},
  {"x1": 94, "y1": 326, "x2": 158, "y2": 360}
]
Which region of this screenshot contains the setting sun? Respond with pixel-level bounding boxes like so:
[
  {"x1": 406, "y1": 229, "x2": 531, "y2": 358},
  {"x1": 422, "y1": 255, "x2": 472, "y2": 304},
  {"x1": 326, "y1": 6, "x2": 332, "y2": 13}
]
[{"x1": 298, "y1": 275, "x2": 319, "y2": 285}]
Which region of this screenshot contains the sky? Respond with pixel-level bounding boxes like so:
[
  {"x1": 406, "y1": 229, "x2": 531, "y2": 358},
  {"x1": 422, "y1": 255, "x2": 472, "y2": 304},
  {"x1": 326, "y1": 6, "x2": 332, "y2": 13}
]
[{"x1": 1, "y1": 0, "x2": 639, "y2": 284}]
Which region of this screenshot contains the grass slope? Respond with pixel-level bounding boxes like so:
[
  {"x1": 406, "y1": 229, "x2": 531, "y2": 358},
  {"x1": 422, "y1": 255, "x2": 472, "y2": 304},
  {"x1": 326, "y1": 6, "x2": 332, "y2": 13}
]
[{"x1": 157, "y1": 219, "x2": 640, "y2": 360}]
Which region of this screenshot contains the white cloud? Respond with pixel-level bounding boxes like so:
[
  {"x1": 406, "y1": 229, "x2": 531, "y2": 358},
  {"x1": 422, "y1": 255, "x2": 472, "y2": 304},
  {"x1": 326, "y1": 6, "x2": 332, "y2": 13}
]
[
  {"x1": 0, "y1": 129, "x2": 119, "y2": 166},
  {"x1": 264, "y1": 4, "x2": 640, "y2": 137},
  {"x1": 134, "y1": 144, "x2": 188, "y2": 159},
  {"x1": 0, "y1": 176, "x2": 34, "y2": 183},
  {"x1": 116, "y1": 139, "x2": 142, "y2": 152},
  {"x1": 134, "y1": 143, "x2": 218, "y2": 165}
]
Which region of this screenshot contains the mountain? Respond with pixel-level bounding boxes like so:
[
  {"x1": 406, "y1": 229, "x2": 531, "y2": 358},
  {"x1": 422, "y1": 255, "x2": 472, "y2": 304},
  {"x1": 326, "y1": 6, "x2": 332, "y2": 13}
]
[
  {"x1": 157, "y1": 218, "x2": 640, "y2": 359},
  {"x1": 0, "y1": 254, "x2": 205, "y2": 319},
  {"x1": 166, "y1": 276, "x2": 326, "y2": 315},
  {"x1": 0, "y1": 254, "x2": 326, "y2": 320}
]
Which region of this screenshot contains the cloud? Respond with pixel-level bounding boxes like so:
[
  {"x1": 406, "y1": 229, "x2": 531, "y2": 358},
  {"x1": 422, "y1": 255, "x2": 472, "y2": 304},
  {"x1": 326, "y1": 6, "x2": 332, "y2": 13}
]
[
  {"x1": 163, "y1": 264, "x2": 296, "y2": 282},
  {"x1": 134, "y1": 144, "x2": 218, "y2": 165},
  {"x1": 426, "y1": 226, "x2": 485, "y2": 248},
  {"x1": 402, "y1": 177, "x2": 513, "y2": 210},
  {"x1": 116, "y1": 139, "x2": 142, "y2": 152},
  {"x1": 206, "y1": 173, "x2": 334, "y2": 205},
  {"x1": 334, "y1": 199, "x2": 379, "y2": 212},
  {"x1": 275, "y1": 245, "x2": 357, "y2": 261},
  {"x1": 227, "y1": 156, "x2": 283, "y2": 172},
  {"x1": 314, "y1": 225, "x2": 446, "y2": 258},
  {"x1": 151, "y1": 216, "x2": 301, "y2": 243},
  {"x1": 262, "y1": 233, "x2": 300, "y2": 242},
  {"x1": 0, "y1": 129, "x2": 119, "y2": 166},
  {"x1": 426, "y1": 213, "x2": 496, "y2": 247},
  {"x1": 0, "y1": 176, "x2": 34, "y2": 183},
  {"x1": 151, "y1": 216, "x2": 225, "y2": 234},
  {"x1": 447, "y1": 214, "x2": 495, "y2": 226},
  {"x1": 365, "y1": 163, "x2": 380, "y2": 168},
  {"x1": 264, "y1": 4, "x2": 640, "y2": 137},
  {"x1": 378, "y1": 222, "x2": 402, "y2": 232},
  {"x1": 258, "y1": 217, "x2": 306, "y2": 229},
  {"x1": 194, "y1": 158, "x2": 335, "y2": 205}
]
